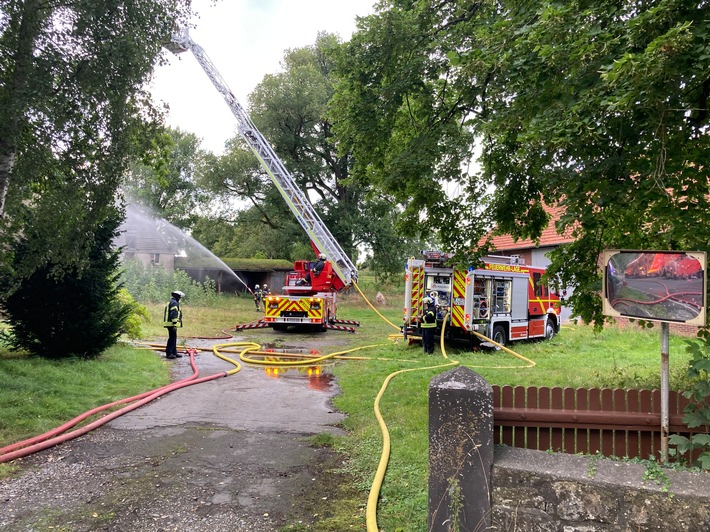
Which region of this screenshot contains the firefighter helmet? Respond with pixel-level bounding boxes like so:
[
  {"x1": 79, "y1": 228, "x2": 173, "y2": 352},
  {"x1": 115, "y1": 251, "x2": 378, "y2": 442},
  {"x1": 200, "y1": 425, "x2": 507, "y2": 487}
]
[
  {"x1": 423, "y1": 296, "x2": 434, "y2": 306},
  {"x1": 171, "y1": 290, "x2": 185, "y2": 299},
  {"x1": 318, "y1": 253, "x2": 326, "y2": 260},
  {"x1": 255, "y1": 284, "x2": 260, "y2": 289}
]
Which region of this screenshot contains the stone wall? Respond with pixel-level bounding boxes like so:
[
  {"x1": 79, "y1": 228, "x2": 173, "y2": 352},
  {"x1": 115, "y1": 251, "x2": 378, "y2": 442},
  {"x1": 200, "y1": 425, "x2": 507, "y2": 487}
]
[{"x1": 491, "y1": 446, "x2": 710, "y2": 531}]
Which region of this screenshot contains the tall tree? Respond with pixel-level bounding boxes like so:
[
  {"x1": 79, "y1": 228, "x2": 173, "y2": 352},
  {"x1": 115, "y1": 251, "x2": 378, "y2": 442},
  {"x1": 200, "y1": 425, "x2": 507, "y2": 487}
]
[
  {"x1": 0, "y1": 202, "x2": 131, "y2": 359},
  {"x1": 247, "y1": 32, "x2": 360, "y2": 259},
  {"x1": 0, "y1": 0, "x2": 192, "y2": 356},
  {"x1": 201, "y1": 32, "x2": 416, "y2": 274},
  {"x1": 332, "y1": 0, "x2": 710, "y2": 324},
  {"x1": 330, "y1": 1, "x2": 491, "y2": 249}
]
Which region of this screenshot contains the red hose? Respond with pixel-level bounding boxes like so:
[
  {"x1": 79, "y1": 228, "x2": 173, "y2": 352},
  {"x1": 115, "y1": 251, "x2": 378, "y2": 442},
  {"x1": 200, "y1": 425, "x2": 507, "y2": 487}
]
[{"x1": 0, "y1": 349, "x2": 229, "y2": 463}]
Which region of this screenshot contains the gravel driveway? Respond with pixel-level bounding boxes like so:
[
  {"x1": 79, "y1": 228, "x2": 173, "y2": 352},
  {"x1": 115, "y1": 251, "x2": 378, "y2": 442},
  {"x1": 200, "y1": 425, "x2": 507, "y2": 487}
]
[{"x1": 0, "y1": 333, "x2": 354, "y2": 531}]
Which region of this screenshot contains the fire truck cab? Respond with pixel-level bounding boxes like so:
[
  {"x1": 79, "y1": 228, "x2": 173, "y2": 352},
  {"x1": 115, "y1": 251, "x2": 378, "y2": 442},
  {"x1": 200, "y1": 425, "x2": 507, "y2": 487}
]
[{"x1": 403, "y1": 251, "x2": 562, "y2": 347}]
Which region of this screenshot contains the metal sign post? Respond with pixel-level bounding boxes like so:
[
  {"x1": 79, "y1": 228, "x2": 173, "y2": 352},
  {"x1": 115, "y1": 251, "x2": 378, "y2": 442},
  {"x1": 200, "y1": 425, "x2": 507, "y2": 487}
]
[{"x1": 660, "y1": 322, "x2": 670, "y2": 463}]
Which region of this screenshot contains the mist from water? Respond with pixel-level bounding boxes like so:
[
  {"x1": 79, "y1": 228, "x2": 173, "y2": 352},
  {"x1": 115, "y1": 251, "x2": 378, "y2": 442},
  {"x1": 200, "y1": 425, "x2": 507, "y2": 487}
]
[{"x1": 121, "y1": 204, "x2": 253, "y2": 294}]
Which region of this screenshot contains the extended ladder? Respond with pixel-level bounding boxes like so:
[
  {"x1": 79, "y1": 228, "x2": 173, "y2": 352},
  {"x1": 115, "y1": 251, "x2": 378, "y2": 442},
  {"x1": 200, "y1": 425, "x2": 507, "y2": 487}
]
[{"x1": 168, "y1": 30, "x2": 358, "y2": 286}]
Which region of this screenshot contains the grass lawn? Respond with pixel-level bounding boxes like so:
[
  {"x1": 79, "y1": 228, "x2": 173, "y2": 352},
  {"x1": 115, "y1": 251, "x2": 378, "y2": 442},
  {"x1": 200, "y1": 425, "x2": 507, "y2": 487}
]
[{"x1": 0, "y1": 286, "x2": 703, "y2": 530}]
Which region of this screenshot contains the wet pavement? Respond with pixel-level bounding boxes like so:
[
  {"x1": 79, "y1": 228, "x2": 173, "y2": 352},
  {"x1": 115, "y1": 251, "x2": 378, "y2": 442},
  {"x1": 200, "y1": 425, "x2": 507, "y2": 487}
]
[{"x1": 0, "y1": 334, "x2": 354, "y2": 531}]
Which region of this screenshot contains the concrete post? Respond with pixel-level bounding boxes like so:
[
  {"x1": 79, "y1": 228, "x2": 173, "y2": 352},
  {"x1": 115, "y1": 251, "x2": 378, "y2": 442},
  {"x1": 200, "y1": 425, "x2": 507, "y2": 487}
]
[{"x1": 429, "y1": 367, "x2": 494, "y2": 532}]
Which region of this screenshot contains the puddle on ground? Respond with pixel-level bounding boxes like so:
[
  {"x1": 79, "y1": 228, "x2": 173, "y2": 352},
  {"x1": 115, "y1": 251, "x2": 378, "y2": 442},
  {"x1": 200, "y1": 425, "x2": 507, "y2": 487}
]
[{"x1": 254, "y1": 344, "x2": 336, "y2": 392}]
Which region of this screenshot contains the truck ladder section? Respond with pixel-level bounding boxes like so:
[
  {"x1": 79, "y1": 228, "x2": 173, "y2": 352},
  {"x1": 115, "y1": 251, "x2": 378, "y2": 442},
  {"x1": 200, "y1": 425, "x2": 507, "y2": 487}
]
[{"x1": 169, "y1": 30, "x2": 357, "y2": 287}]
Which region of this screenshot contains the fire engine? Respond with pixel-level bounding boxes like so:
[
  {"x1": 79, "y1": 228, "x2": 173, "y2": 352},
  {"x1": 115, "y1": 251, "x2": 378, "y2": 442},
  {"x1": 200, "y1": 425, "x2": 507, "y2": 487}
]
[
  {"x1": 403, "y1": 251, "x2": 562, "y2": 346},
  {"x1": 168, "y1": 31, "x2": 358, "y2": 332}
]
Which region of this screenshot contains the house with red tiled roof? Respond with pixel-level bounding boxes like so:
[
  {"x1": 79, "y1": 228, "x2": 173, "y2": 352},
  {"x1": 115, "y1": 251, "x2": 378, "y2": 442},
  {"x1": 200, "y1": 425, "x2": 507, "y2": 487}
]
[
  {"x1": 481, "y1": 205, "x2": 576, "y2": 322},
  {"x1": 481, "y1": 205, "x2": 575, "y2": 268}
]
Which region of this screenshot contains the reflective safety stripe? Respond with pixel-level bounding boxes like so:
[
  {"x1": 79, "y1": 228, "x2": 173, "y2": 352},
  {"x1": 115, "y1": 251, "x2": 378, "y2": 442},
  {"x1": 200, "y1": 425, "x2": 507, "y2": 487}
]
[
  {"x1": 163, "y1": 302, "x2": 183, "y2": 327},
  {"x1": 420, "y1": 310, "x2": 437, "y2": 328}
]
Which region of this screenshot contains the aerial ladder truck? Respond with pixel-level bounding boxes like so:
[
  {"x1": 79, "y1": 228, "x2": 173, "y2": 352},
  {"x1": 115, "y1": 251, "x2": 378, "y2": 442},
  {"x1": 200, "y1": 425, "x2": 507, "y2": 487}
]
[{"x1": 167, "y1": 30, "x2": 359, "y2": 332}]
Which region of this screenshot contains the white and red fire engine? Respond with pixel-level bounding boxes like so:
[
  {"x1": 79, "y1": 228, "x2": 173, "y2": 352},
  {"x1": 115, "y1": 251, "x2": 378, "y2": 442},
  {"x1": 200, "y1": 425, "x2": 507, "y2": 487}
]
[{"x1": 403, "y1": 251, "x2": 562, "y2": 346}]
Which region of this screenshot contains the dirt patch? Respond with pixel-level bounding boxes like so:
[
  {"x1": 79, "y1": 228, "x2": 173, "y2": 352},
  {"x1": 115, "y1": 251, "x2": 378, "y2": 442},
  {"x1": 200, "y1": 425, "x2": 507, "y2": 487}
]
[{"x1": 0, "y1": 331, "x2": 361, "y2": 531}]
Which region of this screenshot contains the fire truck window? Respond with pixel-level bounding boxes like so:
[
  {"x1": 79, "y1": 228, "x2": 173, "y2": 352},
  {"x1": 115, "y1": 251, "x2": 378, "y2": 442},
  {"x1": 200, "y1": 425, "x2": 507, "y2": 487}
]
[
  {"x1": 533, "y1": 272, "x2": 543, "y2": 297},
  {"x1": 494, "y1": 280, "x2": 512, "y2": 313}
]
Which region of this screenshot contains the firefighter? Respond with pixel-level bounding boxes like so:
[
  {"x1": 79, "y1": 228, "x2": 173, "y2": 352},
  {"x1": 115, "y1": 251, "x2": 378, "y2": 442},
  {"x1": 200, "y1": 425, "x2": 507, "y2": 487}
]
[
  {"x1": 421, "y1": 296, "x2": 437, "y2": 355},
  {"x1": 163, "y1": 290, "x2": 184, "y2": 359},
  {"x1": 262, "y1": 284, "x2": 270, "y2": 297},
  {"x1": 299, "y1": 253, "x2": 327, "y2": 285},
  {"x1": 253, "y1": 284, "x2": 263, "y2": 311}
]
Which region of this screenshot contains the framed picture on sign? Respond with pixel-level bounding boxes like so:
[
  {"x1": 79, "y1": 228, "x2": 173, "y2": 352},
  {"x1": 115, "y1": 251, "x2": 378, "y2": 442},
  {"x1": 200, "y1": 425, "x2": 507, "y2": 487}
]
[{"x1": 602, "y1": 250, "x2": 707, "y2": 326}]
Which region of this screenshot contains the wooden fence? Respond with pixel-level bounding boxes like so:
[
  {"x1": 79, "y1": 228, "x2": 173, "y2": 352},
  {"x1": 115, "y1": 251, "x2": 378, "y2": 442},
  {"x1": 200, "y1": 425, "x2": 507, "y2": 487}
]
[{"x1": 492, "y1": 385, "x2": 708, "y2": 464}]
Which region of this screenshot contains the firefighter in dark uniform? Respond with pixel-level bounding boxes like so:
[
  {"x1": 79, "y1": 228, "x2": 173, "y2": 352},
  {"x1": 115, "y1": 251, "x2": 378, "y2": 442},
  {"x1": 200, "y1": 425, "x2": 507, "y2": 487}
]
[
  {"x1": 421, "y1": 296, "x2": 437, "y2": 355},
  {"x1": 164, "y1": 290, "x2": 184, "y2": 359},
  {"x1": 253, "y1": 284, "x2": 263, "y2": 311},
  {"x1": 299, "y1": 253, "x2": 327, "y2": 285}
]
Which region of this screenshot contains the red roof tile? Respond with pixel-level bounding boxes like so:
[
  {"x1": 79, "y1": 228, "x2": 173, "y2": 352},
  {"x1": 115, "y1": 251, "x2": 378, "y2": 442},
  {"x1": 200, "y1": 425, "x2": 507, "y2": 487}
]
[{"x1": 482, "y1": 205, "x2": 575, "y2": 251}]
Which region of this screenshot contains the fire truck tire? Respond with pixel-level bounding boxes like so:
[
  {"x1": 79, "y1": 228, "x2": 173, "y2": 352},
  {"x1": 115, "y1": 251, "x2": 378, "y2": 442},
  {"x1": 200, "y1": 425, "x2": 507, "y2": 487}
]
[
  {"x1": 272, "y1": 324, "x2": 286, "y2": 332},
  {"x1": 545, "y1": 319, "x2": 556, "y2": 341},
  {"x1": 491, "y1": 325, "x2": 507, "y2": 347}
]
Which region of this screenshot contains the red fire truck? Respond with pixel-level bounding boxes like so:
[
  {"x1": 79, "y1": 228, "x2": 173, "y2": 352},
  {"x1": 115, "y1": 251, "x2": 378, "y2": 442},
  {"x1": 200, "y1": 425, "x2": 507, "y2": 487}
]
[
  {"x1": 403, "y1": 251, "x2": 563, "y2": 346},
  {"x1": 263, "y1": 256, "x2": 356, "y2": 332}
]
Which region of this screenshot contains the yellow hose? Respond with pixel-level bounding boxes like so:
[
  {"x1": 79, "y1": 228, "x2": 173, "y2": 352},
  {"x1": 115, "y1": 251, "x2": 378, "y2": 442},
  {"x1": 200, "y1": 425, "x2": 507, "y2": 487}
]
[
  {"x1": 365, "y1": 313, "x2": 537, "y2": 531},
  {"x1": 353, "y1": 281, "x2": 402, "y2": 331}
]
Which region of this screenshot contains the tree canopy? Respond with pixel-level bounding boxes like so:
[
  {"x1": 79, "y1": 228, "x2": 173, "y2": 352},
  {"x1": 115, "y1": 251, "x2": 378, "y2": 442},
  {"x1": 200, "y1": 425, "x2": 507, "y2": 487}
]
[
  {"x1": 0, "y1": 0, "x2": 192, "y2": 357},
  {"x1": 124, "y1": 126, "x2": 207, "y2": 230},
  {"x1": 198, "y1": 32, "x2": 422, "y2": 274},
  {"x1": 332, "y1": 0, "x2": 710, "y2": 324}
]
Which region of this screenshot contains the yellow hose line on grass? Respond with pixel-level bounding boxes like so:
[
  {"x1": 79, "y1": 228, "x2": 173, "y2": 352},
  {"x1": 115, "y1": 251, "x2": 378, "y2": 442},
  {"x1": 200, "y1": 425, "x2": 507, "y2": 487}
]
[
  {"x1": 353, "y1": 281, "x2": 401, "y2": 331},
  {"x1": 366, "y1": 314, "x2": 538, "y2": 531},
  {"x1": 213, "y1": 342, "x2": 389, "y2": 367},
  {"x1": 366, "y1": 360, "x2": 458, "y2": 532},
  {"x1": 211, "y1": 341, "x2": 261, "y2": 375}
]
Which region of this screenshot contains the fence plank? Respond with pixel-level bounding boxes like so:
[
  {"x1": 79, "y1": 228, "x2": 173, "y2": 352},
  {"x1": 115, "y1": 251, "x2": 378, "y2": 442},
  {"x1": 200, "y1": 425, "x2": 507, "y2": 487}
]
[
  {"x1": 613, "y1": 389, "x2": 628, "y2": 457},
  {"x1": 514, "y1": 386, "x2": 526, "y2": 449},
  {"x1": 588, "y1": 388, "x2": 602, "y2": 455},
  {"x1": 639, "y1": 389, "x2": 654, "y2": 459},
  {"x1": 500, "y1": 386, "x2": 513, "y2": 447},
  {"x1": 538, "y1": 387, "x2": 551, "y2": 451},
  {"x1": 563, "y1": 388, "x2": 577, "y2": 454},
  {"x1": 627, "y1": 389, "x2": 641, "y2": 459},
  {"x1": 550, "y1": 388, "x2": 564, "y2": 452},
  {"x1": 600, "y1": 388, "x2": 615, "y2": 456},
  {"x1": 527, "y1": 386, "x2": 539, "y2": 450},
  {"x1": 576, "y1": 388, "x2": 589, "y2": 455}
]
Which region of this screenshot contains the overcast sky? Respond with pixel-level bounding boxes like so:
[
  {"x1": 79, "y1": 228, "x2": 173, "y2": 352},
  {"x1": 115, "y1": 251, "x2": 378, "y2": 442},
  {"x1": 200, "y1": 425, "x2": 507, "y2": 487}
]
[{"x1": 149, "y1": 0, "x2": 376, "y2": 155}]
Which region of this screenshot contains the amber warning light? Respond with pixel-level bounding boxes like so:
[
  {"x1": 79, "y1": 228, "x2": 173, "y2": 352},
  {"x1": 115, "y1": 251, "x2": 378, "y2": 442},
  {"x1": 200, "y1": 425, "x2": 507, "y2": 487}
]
[{"x1": 602, "y1": 250, "x2": 706, "y2": 326}]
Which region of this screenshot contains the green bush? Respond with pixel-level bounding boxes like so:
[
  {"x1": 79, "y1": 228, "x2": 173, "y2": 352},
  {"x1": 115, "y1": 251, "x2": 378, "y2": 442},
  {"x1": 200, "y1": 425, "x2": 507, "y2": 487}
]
[
  {"x1": 0, "y1": 215, "x2": 131, "y2": 359},
  {"x1": 120, "y1": 259, "x2": 220, "y2": 306},
  {"x1": 117, "y1": 289, "x2": 150, "y2": 340}
]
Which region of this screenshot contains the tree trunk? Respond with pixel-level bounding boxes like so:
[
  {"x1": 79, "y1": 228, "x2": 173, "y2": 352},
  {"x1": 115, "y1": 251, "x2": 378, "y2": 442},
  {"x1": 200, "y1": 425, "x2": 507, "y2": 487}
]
[
  {"x1": 0, "y1": 0, "x2": 46, "y2": 217},
  {"x1": 0, "y1": 146, "x2": 16, "y2": 217}
]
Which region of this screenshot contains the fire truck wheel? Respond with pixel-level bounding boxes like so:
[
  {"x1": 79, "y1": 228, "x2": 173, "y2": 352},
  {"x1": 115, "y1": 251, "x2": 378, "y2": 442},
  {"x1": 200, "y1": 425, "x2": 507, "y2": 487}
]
[
  {"x1": 491, "y1": 325, "x2": 507, "y2": 347},
  {"x1": 545, "y1": 319, "x2": 556, "y2": 341}
]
